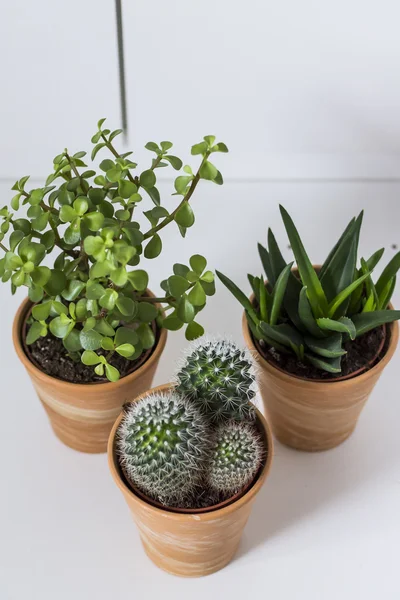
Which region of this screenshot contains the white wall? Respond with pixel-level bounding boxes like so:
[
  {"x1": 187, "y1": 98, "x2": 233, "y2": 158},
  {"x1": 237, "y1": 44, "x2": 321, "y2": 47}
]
[{"x1": 2, "y1": 1, "x2": 400, "y2": 180}]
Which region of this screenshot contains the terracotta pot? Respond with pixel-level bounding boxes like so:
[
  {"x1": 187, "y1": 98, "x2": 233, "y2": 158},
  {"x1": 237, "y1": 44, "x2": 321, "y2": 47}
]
[
  {"x1": 243, "y1": 309, "x2": 399, "y2": 452},
  {"x1": 108, "y1": 383, "x2": 274, "y2": 578},
  {"x1": 12, "y1": 295, "x2": 167, "y2": 453}
]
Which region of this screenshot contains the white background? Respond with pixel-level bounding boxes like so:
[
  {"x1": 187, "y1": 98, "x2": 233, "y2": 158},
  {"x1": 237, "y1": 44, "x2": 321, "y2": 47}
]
[{"x1": 1, "y1": 1, "x2": 400, "y2": 599}]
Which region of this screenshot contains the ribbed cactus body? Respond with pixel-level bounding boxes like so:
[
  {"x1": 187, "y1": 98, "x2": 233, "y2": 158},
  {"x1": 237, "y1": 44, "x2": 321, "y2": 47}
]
[
  {"x1": 117, "y1": 392, "x2": 209, "y2": 506},
  {"x1": 208, "y1": 421, "x2": 263, "y2": 496},
  {"x1": 175, "y1": 339, "x2": 257, "y2": 424}
]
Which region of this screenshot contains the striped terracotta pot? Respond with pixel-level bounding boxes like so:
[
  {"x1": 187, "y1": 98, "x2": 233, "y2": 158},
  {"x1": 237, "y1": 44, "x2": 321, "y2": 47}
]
[
  {"x1": 242, "y1": 311, "x2": 399, "y2": 452},
  {"x1": 108, "y1": 384, "x2": 274, "y2": 577},
  {"x1": 13, "y1": 297, "x2": 167, "y2": 453}
]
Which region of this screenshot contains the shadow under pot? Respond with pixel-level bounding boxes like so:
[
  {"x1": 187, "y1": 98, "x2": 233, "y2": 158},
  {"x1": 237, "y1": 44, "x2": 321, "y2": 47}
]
[
  {"x1": 242, "y1": 293, "x2": 399, "y2": 452},
  {"x1": 12, "y1": 294, "x2": 167, "y2": 453},
  {"x1": 108, "y1": 383, "x2": 274, "y2": 578}
]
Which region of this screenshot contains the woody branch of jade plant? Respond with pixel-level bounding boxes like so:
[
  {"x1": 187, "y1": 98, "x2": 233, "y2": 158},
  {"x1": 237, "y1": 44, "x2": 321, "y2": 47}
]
[{"x1": 0, "y1": 120, "x2": 228, "y2": 381}]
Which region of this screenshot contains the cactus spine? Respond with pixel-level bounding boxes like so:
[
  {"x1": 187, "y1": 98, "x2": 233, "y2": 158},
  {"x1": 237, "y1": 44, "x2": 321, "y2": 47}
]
[
  {"x1": 117, "y1": 392, "x2": 210, "y2": 506},
  {"x1": 175, "y1": 338, "x2": 257, "y2": 424},
  {"x1": 208, "y1": 421, "x2": 263, "y2": 496}
]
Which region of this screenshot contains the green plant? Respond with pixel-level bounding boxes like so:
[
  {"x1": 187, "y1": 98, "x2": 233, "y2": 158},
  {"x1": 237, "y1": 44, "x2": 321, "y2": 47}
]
[
  {"x1": 208, "y1": 421, "x2": 263, "y2": 496},
  {"x1": 0, "y1": 120, "x2": 228, "y2": 381},
  {"x1": 175, "y1": 338, "x2": 257, "y2": 423},
  {"x1": 217, "y1": 206, "x2": 400, "y2": 374},
  {"x1": 117, "y1": 391, "x2": 210, "y2": 506}
]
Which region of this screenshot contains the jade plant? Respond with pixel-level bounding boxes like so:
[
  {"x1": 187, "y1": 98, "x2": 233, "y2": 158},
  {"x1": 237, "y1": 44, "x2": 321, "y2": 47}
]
[
  {"x1": 117, "y1": 338, "x2": 264, "y2": 509},
  {"x1": 217, "y1": 206, "x2": 400, "y2": 374},
  {"x1": 0, "y1": 119, "x2": 228, "y2": 381},
  {"x1": 175, "y1": 339, "x2": 257, "y2": 423}
]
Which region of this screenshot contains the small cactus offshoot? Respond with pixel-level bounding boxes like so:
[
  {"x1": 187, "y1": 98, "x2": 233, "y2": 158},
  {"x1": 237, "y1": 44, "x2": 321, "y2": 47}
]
[
  {"x1": 175, "y1": 338, "x2": 257, "y2": 424},
  {"x1": 208, "y1": 421, "x2": 264, "y2": 497},
  {"x1": 117, "y1": 392, "x2": 210, "y2": 506}
]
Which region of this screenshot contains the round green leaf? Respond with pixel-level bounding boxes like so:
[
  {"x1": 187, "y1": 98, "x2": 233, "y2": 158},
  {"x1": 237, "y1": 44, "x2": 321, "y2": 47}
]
[
  {"x1": 177, "y1": 295, "x2": 195, "y2": 323},
  {"x1": 188, "y1": 281, "x2": 206, "y2": 306},
  {"x1": 44, "y1": 270, "x2": 67, "y2": 296},
  {"x1": 174, "y1": 203, "x2": 194, "y2": 227},
  {"x1": 61, "y1": 280, "x2": 85, "y2": 301},
  {"x1": 105, "y1": 363, "x2": 120, "y2": 382},
  {"x1": 73, "y1": 197, "x2": 89, "y2": 216},
  {"x1": 94, "y1": 363, "x2": 105, "y2": 376},
  {"x1": 49, "y1": 315, "x2": 72, "y2": 338},
  {"x1": 99, "y1": 159, "x2": 115, "y2": 172},
  {"x1": 185, "y1": 321, "x2": 205, "y2": 341},
  {"x1": 32, "y1": 301, "x2": 52, "y2": 321},
  {"x1": 136, "y1": 323, "x2": 155, "y2": 349},
  {"x1": 189, "y1": 254, "x2": 207, "y2": 275},
  {"x1": 168, "y1": 275, "x2": 190, "y2": 297},
  {"x1": 79, "y1": 329, "x2": 103, "y2": 351},
  {"x1": 84, "y1": 212, "x2": 105, "y2": 232},
  {"x1": 144, "y1": 234, "x2": 162, "y2": 259},
  {"x1": 26, "y1": 321, "x2": 46, "y2": 345},
  {"x1": 119, "y1": 180, "x2": 137, "y2": 199},
  {"x1": 174, "y1": 175, "x2": 192, "y2": 195},
  {"x1": 86, "y1": 281, "x2": 105, "y2": 300},
  {"x1": 59, "y1": 205, "x2": 76, "y2": 223},
  {"x1": 137, "y1": 302, "x2": 158, "y2": 322},
  {"x1": 110, "y1": 266, "x2": 128, "y2": 287},
  {"x1": 200, "y1": 160, "x2": 218, "y2": 180},
  {"x1": 63, "y1": 329, "x2": 83, "y2": 352},
  {"x1": 64, "y1": 217, "x2": 81, "y2": 245},
  {"x1": 116, "y1": 296, "x2": 137, "y2": 317},
  {"x1": 81, "y1": 350, "x2": 102, "y2": 366},
  {"x1": 115, "y1": 343, "x2": 135, "y2": 358},
  {"x1": 114, "y1": 326, "x2": 139, "y2": 346},
  {"x1": 101, "y1": 337, "x2": 115, "y2": 351},
  {"x1": 139, "y1": 170, "x2": 156, "y2": 189},
  {"x1": 99, "y1": 289, "x2": 119, "y2": 310},
  {"x1": 162, "y1": 315, "x2": 184, "y2": 331},
  {"x1": 88, "y1": 188, "x2": 106, "y2": 204},
  {"x1": 106, "y1": 168, "x2": 122, "y2": 183},
  {"x1": 127, "y1": 269, "x2": 148, "y2": 291}
]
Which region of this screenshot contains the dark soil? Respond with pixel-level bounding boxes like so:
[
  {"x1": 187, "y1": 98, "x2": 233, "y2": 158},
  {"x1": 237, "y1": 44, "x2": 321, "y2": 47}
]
[
  {"x1": 256, "y1": 326, "x2": 386, "y2": 381},
  {"x1": 26, "y1": 327, "x2": 152, "y2": 384}
]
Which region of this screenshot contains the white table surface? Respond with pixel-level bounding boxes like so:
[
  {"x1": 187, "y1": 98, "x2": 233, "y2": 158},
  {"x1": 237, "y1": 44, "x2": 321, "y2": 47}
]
[{"x1": 1, "y1": 181, "x2": 399, "y2": 599}]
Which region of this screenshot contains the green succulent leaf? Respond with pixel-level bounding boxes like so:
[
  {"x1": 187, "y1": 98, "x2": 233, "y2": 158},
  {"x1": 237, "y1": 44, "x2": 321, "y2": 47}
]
[
  {"x1": 279, "y1": 205, "x2": 328, "y2": 317},
  {"x1": 81, "y1": 350, "x2": 102, "y2": 366},
  {"x1": 115, "y1": 343, "x2": 135, "y2": 358},
  {"x1": 304, "y1": 333, "x2": 346, "y2": 358},
  {"x1": 317, "y1": 317, "x2": 356, "y2": 340},
  {"x1": 352, "y1": 310, "x2": 400, "y2": 338},
  {"x1": 26, "y1": 321, "x2": 47, "y2": 345},
  {"x1": 79, "y1": 329, "x2": 103, "y2": 351},
  {"x1": 144, "y1": 234, "x2": 162, "y2": 259},
  {"x1": 185, "y1": 321, "x2": 205, "y2": 340},
  {"x1": 174, "y1": 202, "x2": 194, "y2": 227},
  {"x1": 375, "y1": 252, "x2": 400, "y2": 298},
  {"x1": 305, "y1": 353, "x2": 342, "y2": 374},
  {"x1": 168, "y1": 275, "x2": 191, "y2": 297},
  {"x1": 105, "y1": 363, "x2": 120, "y2": 382},
  {"x1": 188, "y1": 281, "x2": 206, "y2": 306}
]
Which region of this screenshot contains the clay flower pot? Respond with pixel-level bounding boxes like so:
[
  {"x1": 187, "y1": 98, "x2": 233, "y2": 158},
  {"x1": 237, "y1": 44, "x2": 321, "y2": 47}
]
[
  {"x1": 243, "y1": 308, "x2": 399, "y2": 452},
  {"x1": 108, "y1": 383, "x2": 274, "y2": 578},
  {"x1": 13, "y1": 296, "x2": 167, "y2": 453}
]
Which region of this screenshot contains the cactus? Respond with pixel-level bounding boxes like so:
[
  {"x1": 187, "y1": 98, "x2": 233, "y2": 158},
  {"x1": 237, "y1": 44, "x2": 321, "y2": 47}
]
[
  {"x1": 117, "y1": 392, "x2": 210, "y2": 506},
  {"x1": 208, "y1": 421, "x2": 264, "y2": 496},
  {"x1": 175, "y1": 338, "x2": 257, "y2": 424}
]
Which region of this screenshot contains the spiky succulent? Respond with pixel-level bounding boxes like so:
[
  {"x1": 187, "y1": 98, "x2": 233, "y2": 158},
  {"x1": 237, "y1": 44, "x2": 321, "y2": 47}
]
[
  {"x1": 117, "y1": 392, "x2": 210, "y2": 506},
  {"x1": 175, "y1": 339, "x2": 257, "y2": 424},
  {"x1": 217, "y1": 205, "x2": 400, "y2": 374},
  {"x1": 208, "y1": 421, "x2": 264, "y2": 496}
]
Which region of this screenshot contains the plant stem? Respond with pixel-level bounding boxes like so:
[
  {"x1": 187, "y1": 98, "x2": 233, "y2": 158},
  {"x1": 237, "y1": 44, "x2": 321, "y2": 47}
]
[
  {"x1": 0, "y1": 241, "x2": 9, "y2": 253},
  {"x1": 142, "y1": 153, "x2": 209, "y2": 240},
  {"x1": 64, "y1": 152, "x2": 81, "y2": 179}
]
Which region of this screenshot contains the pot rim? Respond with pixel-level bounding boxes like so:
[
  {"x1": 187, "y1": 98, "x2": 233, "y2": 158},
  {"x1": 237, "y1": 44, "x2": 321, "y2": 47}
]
[
  {"x1": 242, "y1": 304, "x2": 399, "y2": 389},
  {"x1": 107, "y1": 383, "x2": 274, "y2": 522},
  {"x1": 12, "y1": 291, "x2": 168, "y2": 391}
]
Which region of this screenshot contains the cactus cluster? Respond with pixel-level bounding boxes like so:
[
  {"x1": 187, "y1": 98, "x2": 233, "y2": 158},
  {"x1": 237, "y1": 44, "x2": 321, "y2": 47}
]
[
  {"x1": 208, "y1": 421, "x2": 263, "y2": 496},
  {"x1": 175, "y1": 339, "x2": 257, "y2": 423},
  {"x1": 117, "y1": 338, "x2": 265, "y2": 510},
  {"x1": 117, "y1": 392, "x2": 210, "y2": 506}
]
